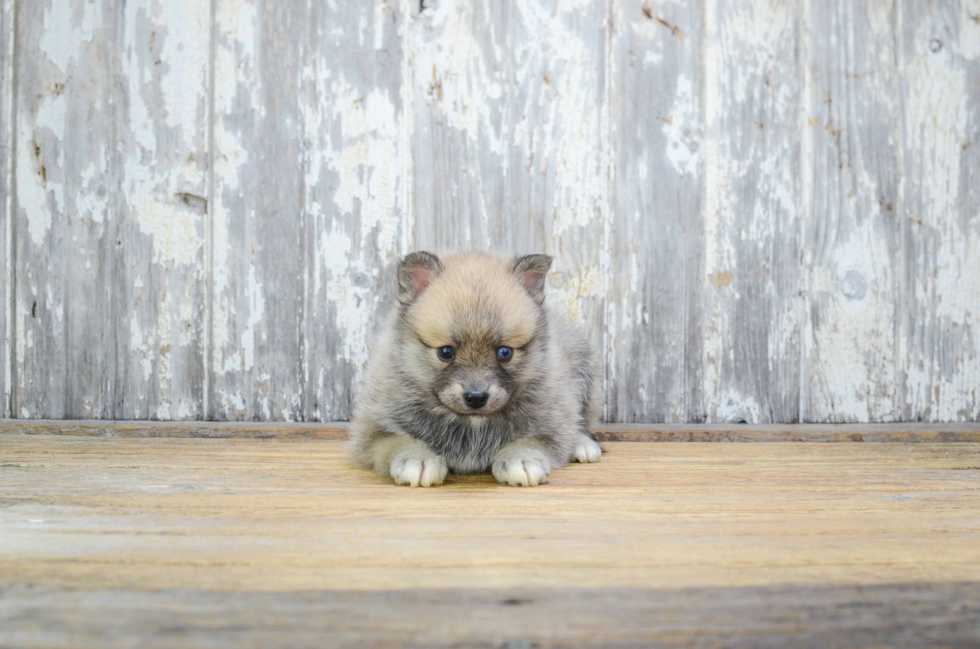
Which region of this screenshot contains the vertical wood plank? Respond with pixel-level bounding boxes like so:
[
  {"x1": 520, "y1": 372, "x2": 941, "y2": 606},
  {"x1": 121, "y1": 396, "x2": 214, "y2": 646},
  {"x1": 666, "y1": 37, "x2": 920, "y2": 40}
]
[
  {"x1": 412, "y1": 0, "x2": 516, "y2": 252},
  {"x1": 114, "y1": 0, "x2": 210, "y2": 419},
  {"x1": 703, "y1": 0, "x2": 802, "y2": 423},
  {"x1": 899, "y1": 0, "x2": 980, "y2": 421},
  {"x1": 607, "y1": 0, "x2": 704, "y2": 422},
  {"x1": 15, "y1": 0, "x2": 116, "y2": 418},
  {"x1": 0, "y1": 0, "x2": 13, "y2": 418},
  {"x1": 211, "y1": 0, "x2": 311, "y2": 420},
  {"x1": 801, "y1": 0, "x2": 902, "y2": 422},
  {"x1": 15, "y1": 0, "x2": 209, "y2": 420},
  {"x1": 413, "y1": 0, "x2": 610, "y2": 397},
  {"x1": 303, "y1": 0, "x2": 411, "y2": 421}
]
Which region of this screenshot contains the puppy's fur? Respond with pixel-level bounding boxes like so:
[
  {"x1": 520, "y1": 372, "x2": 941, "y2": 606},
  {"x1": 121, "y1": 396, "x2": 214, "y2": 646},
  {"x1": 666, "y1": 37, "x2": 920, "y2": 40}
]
[{"x1": 348, "y1": 251, "x2": 602, "y2": 487}]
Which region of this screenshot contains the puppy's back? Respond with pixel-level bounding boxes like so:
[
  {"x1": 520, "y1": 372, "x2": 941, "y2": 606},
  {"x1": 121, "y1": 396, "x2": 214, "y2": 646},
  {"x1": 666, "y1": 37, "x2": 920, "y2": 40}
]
[{"x1": 550, "y1": 310, "x2": 599, "y2": 437}]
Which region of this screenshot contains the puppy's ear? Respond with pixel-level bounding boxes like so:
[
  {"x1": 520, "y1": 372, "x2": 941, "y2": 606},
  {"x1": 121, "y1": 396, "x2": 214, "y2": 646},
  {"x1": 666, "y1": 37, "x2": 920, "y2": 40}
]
[
  {"x1": 398, "y1": 251, "x2": 443, "y2": 305},
  {"x1": 511, "y1": 254, "x2": 552, "y2": 304}
]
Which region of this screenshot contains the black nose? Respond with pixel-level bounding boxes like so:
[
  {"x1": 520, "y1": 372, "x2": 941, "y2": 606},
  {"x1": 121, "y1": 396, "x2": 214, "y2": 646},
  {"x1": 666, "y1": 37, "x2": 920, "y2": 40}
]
[{"x1": 463, "y1": 389, "x2": 489, "y2": 409}]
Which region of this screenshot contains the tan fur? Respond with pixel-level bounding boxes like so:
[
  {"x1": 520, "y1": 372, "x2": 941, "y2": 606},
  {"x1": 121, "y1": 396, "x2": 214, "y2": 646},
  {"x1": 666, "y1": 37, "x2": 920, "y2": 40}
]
[
  {"x1": 348, "y1": 251, "x2": 601, "y2": 487},
  {"x1": 408, "y1": 254, "x2": 539, "y2": 349}
]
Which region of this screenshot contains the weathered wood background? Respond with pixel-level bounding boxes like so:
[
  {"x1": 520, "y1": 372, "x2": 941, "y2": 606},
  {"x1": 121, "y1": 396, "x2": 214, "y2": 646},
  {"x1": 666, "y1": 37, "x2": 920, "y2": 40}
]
[{"x1": 2, "y1": 0, "x2": 978, "y2": 423}]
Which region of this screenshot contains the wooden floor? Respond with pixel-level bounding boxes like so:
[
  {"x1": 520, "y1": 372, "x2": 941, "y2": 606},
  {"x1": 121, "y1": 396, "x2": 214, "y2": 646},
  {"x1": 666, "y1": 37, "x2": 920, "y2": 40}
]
[{"x1": 1, "y1": 430, "x2": 979, "y2": 647}]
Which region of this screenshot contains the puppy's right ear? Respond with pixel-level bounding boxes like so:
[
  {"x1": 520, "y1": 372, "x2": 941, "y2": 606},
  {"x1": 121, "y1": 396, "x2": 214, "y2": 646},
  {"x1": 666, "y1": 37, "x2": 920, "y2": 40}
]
[
  {"x1": 511, "y1": 254, "x2": 552, "y2": 304},
  {"x1": 398, "y1": 251, "x2": 443, "y2": 305}
]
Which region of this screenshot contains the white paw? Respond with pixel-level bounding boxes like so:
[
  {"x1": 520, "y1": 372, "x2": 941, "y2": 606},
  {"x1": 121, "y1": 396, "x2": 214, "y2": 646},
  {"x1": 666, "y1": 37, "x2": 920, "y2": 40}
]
[
  {"x1": 492, "y1": 448, "x2": 551, "y2": 487},
  {"x1": 390, "y1": 450, "x2": 448, "y2": 487},
  {"x1": 573, "y1": 436, "x2": 602, "y2": 463}
]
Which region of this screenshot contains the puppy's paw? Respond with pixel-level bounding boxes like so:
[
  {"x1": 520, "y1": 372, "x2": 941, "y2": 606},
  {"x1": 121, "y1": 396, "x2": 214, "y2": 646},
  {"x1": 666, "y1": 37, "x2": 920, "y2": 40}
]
[
  {"x1": 492, "y1": 448, "x2": 551, "y2": 487},
  {"x1": 573, "y1": 436, "x2": 602, "y2": 463},
  {"x1": 390, "y1": 450, "x2": 448, "y2": 487}
]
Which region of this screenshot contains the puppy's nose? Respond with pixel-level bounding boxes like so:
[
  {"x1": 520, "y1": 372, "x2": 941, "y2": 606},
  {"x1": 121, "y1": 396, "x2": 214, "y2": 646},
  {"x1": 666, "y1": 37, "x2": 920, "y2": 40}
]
[{"x1": 463, "y1": 389, "x2": 489, "y2": 409}]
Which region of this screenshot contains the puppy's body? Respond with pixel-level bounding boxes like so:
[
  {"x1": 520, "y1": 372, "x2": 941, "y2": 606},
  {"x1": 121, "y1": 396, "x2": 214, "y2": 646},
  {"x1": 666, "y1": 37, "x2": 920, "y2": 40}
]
[{"x1": 348, "y1": 251, "x2": 601, "y2": 486}]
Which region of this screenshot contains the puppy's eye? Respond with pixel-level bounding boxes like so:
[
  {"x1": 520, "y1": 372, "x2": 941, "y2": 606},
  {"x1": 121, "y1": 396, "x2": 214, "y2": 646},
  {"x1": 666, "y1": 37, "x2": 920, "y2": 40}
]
[
  {"x1": 497, "y1": 346, "x2": 513, "y2": 362},
  {"x1": 437, "y1": 346, "x2": 455, "y2": 362}
]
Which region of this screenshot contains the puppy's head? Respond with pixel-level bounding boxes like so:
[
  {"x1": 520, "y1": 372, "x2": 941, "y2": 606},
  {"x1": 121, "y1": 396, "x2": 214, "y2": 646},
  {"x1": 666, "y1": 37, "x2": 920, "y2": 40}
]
[{"x1": 395, "y1": 251, "x2": 551, "y2": 417}]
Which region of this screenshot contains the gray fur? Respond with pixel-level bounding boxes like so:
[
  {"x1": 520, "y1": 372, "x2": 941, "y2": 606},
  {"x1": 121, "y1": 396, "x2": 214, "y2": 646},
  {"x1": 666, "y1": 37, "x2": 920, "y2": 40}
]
[{"x1": 348, "y1": 251, "x2": 601, "y2": 486}]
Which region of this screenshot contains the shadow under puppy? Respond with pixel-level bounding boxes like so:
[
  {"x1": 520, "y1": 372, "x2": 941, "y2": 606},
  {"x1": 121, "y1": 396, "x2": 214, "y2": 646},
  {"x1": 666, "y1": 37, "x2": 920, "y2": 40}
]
[{"x1": 348, "y1": 251, "x2": 602, "y2": 487}]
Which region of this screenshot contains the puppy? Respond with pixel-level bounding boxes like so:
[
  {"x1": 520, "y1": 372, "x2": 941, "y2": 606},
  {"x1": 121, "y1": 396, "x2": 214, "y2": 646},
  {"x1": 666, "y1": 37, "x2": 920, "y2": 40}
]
[{"x1": 348, "y1": 251, "x2": 602, "y2": 487}]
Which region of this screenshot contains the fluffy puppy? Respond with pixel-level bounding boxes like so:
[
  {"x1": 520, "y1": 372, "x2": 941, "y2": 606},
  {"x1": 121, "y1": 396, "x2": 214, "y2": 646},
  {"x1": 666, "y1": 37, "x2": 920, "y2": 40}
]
[{"x1": 348, "y1": 251, "x2": 602, "y2": 487}]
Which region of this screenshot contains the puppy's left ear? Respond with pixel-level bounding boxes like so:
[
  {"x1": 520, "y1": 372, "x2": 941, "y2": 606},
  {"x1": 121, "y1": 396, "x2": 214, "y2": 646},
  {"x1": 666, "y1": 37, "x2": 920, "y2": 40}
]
[
  {"x1": 511, "y1": 254, "x2": 552, "y2": 304},
  {"x1": 398, "y1": 251, "x2": 443, "y2": 305}
]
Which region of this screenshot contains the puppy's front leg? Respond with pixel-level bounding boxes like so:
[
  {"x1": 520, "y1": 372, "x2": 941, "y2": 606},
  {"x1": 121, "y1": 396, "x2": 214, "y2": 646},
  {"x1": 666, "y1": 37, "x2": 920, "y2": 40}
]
[
  {"x1": 372, "y1": 434, "x2": 448, "y2": 488},
  {"x1": 572, "y1": 433, "x2": 602, "y2": 463},
  {"x1": 492, "y1": 439, "x2": 552, "y2": 487}
]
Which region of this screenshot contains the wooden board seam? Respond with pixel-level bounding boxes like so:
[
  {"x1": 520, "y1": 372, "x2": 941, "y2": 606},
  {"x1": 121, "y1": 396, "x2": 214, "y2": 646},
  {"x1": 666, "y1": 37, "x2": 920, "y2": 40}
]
[{"x1": 1, "y1": 420, "x2": 979, "y2": 442}]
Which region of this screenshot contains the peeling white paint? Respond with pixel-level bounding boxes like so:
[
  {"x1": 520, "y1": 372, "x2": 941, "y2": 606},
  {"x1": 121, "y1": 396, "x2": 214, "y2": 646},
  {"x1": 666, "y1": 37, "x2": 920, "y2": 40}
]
[
  {"x1": 522, "y1": 0, "x2": 607, "y2": 237},
  {"x1": 716, "y1": 390, "x2": 762, "y2": 424},
  {"x1": 414, "y1": 1, "x2": 506, "y2": 156},
  {"x1": 156, "y1": 1, "x2": 209, "y2": 133},
  {"x1": 662, "y1": 74, "x2": 701, "y2": 177},
  {"x1": 8, "y1": 0, "x2": 979, "y2": 423},
  {"x1": 18, "y1": 93, "x2": 68, "y2": 246},
  {"x1": 129, "y1": 317, "x2": 153, "y2": 382},
  {"x1": 214, "y1": 0, "x2": 262, "y2": 115},
  {"x1": 294, "y1": 1, "x2": 413, "y2": 420},
  {"x1": 210, "y1": 120, "x2": 245, "y2": 362},
  {"x1": 548, "y1": 265, "x2": 600, "y2": 324},
  {"x1": 211, "y1": 0, "x2": 260, "y2": 388},
  {"x1": 93, "y1": 0, "x2": 212, "y2": 418},
  {"x1": 219, "y1": 390, "x2": 246, "y2": 415},
  {"x1": 904, "y1": 31, "x2": 968, "y2": 228},
  {"x1": 806, "y1": 211, "x2": 898, "y2": 422},
  {"x1": 153, "y1": 289, "x2": 175, "y2": 418},
  {"x1": 643, "y1": 50, "x2": 664, "y2": 66},
  {"x1": 956, "y1": 1, "x2": 980, "y2": 59},
  {"x1": 123, "y1": 1, "x2": 205, "y2": 268},
  {"x1": 40, "y1": 0, "x2": 102, "y2": 73},
  {"x1": 702, "y1": 3, "x2": 731, "y2": 416},
  {"x1": 701, "y1": 0, "x2": 802, "y2": 421},
  {"x1": 902, "y1": 22, "x2": 978, "y2": 421},
  {"x1": 241, "y1": 264, "x2": 265, "y2": 373},
  {"x1": 2, "y1": 0, "x2": 10, "y2": 417},
  {"x1": 798, "y1": 0, "x2": 907, "y2": 422},
  {"x1": 325, "y1": 84, "x2": 400, "y2": 252},
  {"x1": 317, "y1": 226, "x2": 375, "y2": 372}
]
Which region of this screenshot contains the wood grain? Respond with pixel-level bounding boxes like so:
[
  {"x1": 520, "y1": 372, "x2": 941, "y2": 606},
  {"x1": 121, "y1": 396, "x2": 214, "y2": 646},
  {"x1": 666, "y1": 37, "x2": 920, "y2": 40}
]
[
  {"x1": 210, "y1": 0, "x2": 310, "y2": 421},
  {"x1": 899, "y1": 0, "x2": 980, "y2": 422},
  {"x1": 211, "y1": 0, "x2": 412, "y2": 423},
  {"x1": 1, "y1": 435, "x2": 979, "y2": 646},
  {"x1": 607, "y1": 0, "x2": 704, "y2": 423},
  {"x1": 304, "y1": 0, "x2": 411, "y2": 422},
  {"x1": 15, "y1": 0, "x2": 117, "y2": 418},
  {"x1": 5, "y1": 2, "x2": 980, "y2": 424},
  {"x1": 3, "y1": 419, "x2": 980, "y2": 441},
  {"x1": 2, "y1": 583, "x2": 978, "y2": 649},
  {"x1": 2, "y1": 436, "x2": 980, "y2": 592},
  {"x1": 14, "y1": 0, "x2": 210, "y2": 419},
  {"x1": 0, "y1": 0, "x2": 12, "y2": 418},
  {"x1": 703, "y1": 0, "x2": 803, "y2": 424},
  {"x1": 802, "y1": 0, "x2": 903, "y2": 423},
  {"x1": 114, "y1": 0, "x2": 210, "y2": 419},
  {"x1": 0, "y1": 419, "x2": 349, "y2": 439}
]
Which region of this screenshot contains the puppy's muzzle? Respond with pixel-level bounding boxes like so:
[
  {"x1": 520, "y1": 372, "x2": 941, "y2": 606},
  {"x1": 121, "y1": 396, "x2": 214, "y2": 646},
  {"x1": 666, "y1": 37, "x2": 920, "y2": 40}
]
[{"x1": 463, "y1": 389, "x2": 489, "y2": 409}]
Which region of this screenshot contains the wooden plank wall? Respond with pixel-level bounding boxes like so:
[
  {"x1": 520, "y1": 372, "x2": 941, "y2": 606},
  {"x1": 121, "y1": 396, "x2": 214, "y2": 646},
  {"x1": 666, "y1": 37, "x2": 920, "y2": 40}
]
[
  {"x1": 1, "y1": 0, "x2": 12, "y2": 418},
  {"x1": 2, "y1": 0, "x2": 978, "y2": 423}
]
